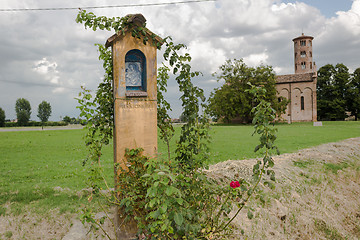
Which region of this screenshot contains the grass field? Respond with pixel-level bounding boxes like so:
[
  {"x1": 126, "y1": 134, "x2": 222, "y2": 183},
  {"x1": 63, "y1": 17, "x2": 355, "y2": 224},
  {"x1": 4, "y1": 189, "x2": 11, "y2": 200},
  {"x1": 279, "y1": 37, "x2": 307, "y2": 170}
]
[
  {"x1": 207, "y1": 121, "x2": 360, "y2": 164},
  {"x1": 0, "y1": 121, "x2": 359, "y2": 214}
]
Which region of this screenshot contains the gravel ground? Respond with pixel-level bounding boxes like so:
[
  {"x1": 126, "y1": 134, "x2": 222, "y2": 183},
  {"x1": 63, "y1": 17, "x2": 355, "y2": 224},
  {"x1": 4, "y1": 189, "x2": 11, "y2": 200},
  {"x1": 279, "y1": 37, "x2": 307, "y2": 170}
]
[{"x1": 0, "y1": 125, "x2": 83, "y2": 132}]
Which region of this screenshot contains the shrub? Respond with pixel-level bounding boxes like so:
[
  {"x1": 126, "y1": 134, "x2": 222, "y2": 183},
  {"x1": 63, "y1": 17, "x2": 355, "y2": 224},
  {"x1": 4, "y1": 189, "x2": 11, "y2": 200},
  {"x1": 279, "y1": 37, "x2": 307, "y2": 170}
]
[{"x1": 0, "y1": 107, "x2": 5, "y2": 127}]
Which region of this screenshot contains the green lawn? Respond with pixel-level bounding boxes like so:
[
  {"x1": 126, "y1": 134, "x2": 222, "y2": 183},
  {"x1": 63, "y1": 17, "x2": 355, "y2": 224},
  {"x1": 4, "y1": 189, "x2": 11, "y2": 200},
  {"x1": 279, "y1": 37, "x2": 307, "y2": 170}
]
[
  {"x1": 0, "y1": 121, "x2": 359, "y2": 213},
  {"x1": 208, "y1": 121, "x2": 360, "y2": 164}
]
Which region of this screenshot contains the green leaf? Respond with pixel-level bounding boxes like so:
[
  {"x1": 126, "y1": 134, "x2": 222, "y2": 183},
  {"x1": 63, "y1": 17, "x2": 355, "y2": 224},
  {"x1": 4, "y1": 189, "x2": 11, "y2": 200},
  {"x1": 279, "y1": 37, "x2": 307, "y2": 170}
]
[
  {"x1": 149, "y1": 209, "x2": 161, "y2": 219},
  {"x1": 161, "y1": 223, "x2": 167, "y2": 231},
  {"x1": 174, "y1": 212, "x2": 184, "y2": 226},
  {"x1": 270, "y1": 175, "x2": 276, "y2": 181},
  {"x1": 176, "y1": 198, "x2": 184, "y2": 205},
  {"x1": 160, "y1": 204, "x2": 168, "y2": 213},
  {"x1": 247, "y1": 209, "x2": 254, "y2": 219},
  {"x1": 165, "y1": 186, "x2": 177, "y2": 196}
]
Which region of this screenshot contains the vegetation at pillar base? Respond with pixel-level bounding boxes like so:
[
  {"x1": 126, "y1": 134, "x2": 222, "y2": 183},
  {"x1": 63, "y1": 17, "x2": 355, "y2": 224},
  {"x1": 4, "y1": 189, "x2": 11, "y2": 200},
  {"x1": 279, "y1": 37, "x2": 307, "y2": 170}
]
[
  {"x1": 207, "y1": 59, "x2": 288, "y2": 123},
  {"x1": 15, "y1": 98, "x2": 31, "y2": 126},
  {"x1": 37, "y1": 101, "x2": 52, "y2": 125},
  {"x1": 0, "y1": 107, "x2": 5, "y2": 127},
  {"x1": 317, "y1": 63, "x2": 360, "y2": 121}
]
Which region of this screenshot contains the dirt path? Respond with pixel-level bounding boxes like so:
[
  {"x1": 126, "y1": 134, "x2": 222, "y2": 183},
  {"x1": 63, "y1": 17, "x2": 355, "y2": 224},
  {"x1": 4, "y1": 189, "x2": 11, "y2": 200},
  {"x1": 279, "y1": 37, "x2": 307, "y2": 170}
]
[{"x1": 0, "y1": 125, "x2": 83, "y2": 132}]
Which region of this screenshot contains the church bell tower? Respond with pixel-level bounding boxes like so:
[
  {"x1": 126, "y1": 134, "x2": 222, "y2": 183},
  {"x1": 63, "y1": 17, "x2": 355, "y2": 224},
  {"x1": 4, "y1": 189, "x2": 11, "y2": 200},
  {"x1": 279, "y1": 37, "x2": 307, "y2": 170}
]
[{"x1": 293, "y1": 33, "x2": 315, "y2": 74}]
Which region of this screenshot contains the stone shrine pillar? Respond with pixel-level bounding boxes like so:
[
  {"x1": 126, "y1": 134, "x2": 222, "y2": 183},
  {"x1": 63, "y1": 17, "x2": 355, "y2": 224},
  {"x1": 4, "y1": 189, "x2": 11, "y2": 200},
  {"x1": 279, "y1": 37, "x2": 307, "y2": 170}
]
[{"x1": 105, "y1": 14, "x2": 163, "y2": 239}]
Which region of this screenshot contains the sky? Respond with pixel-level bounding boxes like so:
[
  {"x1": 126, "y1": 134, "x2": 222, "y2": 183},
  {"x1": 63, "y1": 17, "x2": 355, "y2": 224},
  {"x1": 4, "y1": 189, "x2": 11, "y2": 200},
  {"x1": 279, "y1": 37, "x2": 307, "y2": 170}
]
[{"x1": 0, "y1": 0, "x2": 359, "y2": 121}]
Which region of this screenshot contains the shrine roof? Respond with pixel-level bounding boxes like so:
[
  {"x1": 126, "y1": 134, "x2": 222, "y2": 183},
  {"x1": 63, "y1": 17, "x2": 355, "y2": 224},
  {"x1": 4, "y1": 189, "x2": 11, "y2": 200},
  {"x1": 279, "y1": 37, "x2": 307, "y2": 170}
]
[{"x1": 105, "y1": 14, "x2": 163, "y2": 48}]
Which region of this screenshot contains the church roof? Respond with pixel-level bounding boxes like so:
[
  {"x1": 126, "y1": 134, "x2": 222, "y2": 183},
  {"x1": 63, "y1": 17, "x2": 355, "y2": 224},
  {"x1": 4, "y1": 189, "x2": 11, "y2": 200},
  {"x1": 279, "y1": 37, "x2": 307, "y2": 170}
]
[
  {"x1": 276, "y1": 72, "x2": 316, "y2": 84},
  {"x1": 292, "y1": 33, "x2": 314, "y2": 42}
]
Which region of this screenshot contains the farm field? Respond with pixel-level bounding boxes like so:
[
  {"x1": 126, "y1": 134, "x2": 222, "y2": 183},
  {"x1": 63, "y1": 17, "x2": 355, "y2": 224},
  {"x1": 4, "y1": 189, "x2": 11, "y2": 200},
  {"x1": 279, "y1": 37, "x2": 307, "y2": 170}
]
[{"x1": 0, "y1": 121, "x2": 359, "y2": 238}]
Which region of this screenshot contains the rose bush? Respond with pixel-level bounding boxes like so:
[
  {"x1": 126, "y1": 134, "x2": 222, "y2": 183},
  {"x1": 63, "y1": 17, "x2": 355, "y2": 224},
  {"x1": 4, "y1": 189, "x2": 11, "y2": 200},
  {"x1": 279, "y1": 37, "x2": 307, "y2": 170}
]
[{"x1": 230, "y1": 181, "x2": 241, "y2": 189}]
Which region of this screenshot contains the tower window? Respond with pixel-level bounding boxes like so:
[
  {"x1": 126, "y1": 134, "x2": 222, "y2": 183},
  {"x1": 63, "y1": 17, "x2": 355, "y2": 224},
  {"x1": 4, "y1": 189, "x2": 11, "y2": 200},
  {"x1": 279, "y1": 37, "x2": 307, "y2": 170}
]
[
  {"x1": 301, "y1": 62, "x2": 306, "y2": 69},
  {"x1": 301, "y1": 51, "x2": 306, "y2": 57},
  {"x1": 300, "y1": 40, "x2": 306, "y2": 46},
  {"x1": 301, "y1": 96, "x2": 304, "y2": 110},
  {"x1": 308, "y1": 40, "x2": 312, "y2": 46}
]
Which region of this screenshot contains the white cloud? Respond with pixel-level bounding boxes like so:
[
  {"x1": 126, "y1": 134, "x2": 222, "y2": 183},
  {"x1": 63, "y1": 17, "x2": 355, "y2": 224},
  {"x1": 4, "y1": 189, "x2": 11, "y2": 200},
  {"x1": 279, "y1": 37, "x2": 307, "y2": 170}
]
[
  {"x1": 314, "y1": 0, "x2": 360, "y2": 67},
  {"x1": 33, "y1": 58, "x2": 60, "y2": 84},
  {"x1": 1, "y1": 0, "x2": 360, "y2": 120},
  {"x1": 187, "y1": 40, "x2": 227, "y2": 73},
  {"x1": 244, "y1": 52, "x2": 269, "y2": 67},
  {"x1": 53, "y1": 87, "x2": 65, "y2": 93},
  {"x1": 335, "y1": 0, "x2": 360, "y2": 35}
]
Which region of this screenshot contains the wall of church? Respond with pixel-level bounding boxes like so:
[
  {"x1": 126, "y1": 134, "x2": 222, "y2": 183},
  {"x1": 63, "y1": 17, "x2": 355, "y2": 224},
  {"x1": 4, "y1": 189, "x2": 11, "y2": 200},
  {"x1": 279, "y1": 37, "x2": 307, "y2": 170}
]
[{"x1": 276, "y1": 80, "x2": 317, "y2": 122}]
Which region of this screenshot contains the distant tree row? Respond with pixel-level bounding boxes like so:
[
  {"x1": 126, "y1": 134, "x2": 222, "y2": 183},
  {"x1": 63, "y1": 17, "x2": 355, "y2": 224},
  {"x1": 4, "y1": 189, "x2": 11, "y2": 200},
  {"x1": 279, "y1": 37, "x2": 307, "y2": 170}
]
[
  {"x1": 0, "y1": 98, "x2": 52, "y2": 127},
  {"x1": 317, "y1": 64, "x2": 360, "y2": 121},
  {"x1": 62, "y1": 115, "x2": 82, "y2": 124}
]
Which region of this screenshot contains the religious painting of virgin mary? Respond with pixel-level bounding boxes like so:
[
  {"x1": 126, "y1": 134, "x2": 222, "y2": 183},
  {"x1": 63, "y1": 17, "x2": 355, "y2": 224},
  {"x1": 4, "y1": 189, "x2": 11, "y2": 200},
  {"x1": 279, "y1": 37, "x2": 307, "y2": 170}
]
[{"x1": 125, "y1": 62, "x2": 142, "y2": 87}]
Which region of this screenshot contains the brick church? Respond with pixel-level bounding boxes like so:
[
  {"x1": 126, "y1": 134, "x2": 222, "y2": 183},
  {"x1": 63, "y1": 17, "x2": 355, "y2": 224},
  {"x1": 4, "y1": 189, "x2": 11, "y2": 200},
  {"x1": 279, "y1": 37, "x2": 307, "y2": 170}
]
[{"x1": 276, "y1": 33, "x2": 317, "y2": 122}]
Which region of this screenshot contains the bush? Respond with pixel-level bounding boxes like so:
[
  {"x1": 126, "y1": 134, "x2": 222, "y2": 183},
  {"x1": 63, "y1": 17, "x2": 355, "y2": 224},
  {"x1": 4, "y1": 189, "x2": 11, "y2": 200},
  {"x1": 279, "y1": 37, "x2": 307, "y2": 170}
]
[
  {"x1": 0, "y1": 108, "x2": 5, "y2": 127},
  {"x1": 5, "y1": 122, "x2": 18, "y2": 127},
  {"x1": 4, "y1": 121, "x2": 68, "y2": 127}
]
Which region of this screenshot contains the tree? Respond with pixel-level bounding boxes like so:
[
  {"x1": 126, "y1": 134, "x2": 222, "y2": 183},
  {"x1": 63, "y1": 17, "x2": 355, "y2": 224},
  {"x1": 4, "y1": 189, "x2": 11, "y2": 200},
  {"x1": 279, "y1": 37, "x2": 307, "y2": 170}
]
[
  {"x1": 348, "y1": 68, "x2": 360, "y2": 120},
  {"x1": 15, "y1": 98, "x2": 31, "y2": 126},
  {"x1": 317, "y1": 64, "x2": 350, "y2": 120},
  {"x1": 63, "y1": 116, "x2": 71, "y2": 124},
  {"x1": 37, "y1": 101, "x2": 52, "y2": 127},
  {"x1": 0, "y1": 107, "x2": 5, "y2": 127},
  {"x1": 207, "y1": 59, "x2": 287, "y2": 123}
]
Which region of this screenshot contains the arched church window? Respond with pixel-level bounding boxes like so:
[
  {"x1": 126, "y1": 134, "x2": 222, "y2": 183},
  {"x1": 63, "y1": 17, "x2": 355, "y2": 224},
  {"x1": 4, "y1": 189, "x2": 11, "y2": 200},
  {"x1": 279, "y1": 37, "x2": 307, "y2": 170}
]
[{"x1": 301, "y1": 96, "x2": 304, "y2": 110}]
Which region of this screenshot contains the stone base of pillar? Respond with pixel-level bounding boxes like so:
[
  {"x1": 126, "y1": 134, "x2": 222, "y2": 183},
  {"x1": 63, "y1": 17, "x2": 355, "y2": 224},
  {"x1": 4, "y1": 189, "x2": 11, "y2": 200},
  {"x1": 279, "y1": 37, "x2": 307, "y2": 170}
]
[{"x1": 115, "y1": 207, "x2": 138, "y2": 240}]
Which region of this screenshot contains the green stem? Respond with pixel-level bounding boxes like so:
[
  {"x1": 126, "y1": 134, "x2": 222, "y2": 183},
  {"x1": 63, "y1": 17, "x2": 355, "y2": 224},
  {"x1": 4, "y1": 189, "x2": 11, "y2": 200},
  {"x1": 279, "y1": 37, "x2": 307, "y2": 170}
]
[
  {"x1": 94, "y1": 199, "x2": 113, "y2": 240},
  {"x1": 216, "y1": 129, "x2": 270, "y2": 233}
]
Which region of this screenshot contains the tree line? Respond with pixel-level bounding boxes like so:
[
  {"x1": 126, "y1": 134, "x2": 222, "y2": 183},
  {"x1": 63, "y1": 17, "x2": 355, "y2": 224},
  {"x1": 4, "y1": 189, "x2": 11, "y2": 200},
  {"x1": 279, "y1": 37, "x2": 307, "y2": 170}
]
[
  {"x1": 0, "y1": 98, "x2": 52, "y2": 127},
  {"x1": 207, "y1": 60, "x2": 359, "y2": 123},
  {"x1": 2, "y1": 62, "x2": 358, "y2": 127},
  {"x1": 317, "y1": 64, "x2": 360, "y2": 121}
]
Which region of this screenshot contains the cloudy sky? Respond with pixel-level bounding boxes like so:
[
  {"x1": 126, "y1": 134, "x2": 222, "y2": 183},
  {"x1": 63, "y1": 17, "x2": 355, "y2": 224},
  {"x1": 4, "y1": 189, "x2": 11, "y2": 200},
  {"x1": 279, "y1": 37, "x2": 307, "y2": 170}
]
[{"x1": 0, "y1": 0, "x2": 358, "y2": 121}]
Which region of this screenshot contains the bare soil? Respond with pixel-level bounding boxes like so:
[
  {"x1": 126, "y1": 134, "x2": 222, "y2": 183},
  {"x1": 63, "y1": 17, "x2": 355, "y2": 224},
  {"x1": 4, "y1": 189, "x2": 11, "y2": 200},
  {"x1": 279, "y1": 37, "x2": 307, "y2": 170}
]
[
  {"x1": 1, "y1": 137, "x2": 359, "y2": 239},
  {"x1": 207, "y1": 137, "x2": 360, "y2": 239}
]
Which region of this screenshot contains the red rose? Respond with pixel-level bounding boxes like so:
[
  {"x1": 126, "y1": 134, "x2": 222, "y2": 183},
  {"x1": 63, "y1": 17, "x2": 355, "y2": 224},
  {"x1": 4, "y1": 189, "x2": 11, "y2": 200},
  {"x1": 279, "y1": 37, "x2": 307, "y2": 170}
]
[{"x1": 230, "y1": 181, "x2": 240, "y2": 189}]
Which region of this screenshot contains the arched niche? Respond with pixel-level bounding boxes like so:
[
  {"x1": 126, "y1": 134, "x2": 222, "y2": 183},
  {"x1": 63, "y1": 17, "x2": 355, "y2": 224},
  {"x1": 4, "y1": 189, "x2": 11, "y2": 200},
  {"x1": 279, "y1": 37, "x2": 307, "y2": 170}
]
[{"x1": 125, "y1": 49, "x2": 147, "y2": 95}]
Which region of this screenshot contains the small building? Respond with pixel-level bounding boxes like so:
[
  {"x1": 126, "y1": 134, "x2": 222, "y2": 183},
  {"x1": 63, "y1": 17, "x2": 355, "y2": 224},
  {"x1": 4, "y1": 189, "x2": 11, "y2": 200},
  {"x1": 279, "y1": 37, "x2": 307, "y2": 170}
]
[{"x1": 276, "y1": 33, "x2": 317, "y2": 122}]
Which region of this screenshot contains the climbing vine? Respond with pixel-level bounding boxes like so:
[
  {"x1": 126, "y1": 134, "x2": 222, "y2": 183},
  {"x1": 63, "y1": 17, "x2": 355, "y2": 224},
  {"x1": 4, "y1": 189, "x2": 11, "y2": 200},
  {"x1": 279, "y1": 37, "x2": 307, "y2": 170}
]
[{"x1": 76, "y1": 10, "x2": 277, "y2": 239}]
